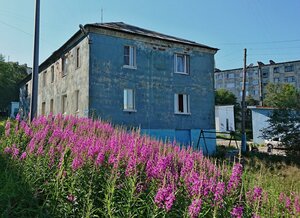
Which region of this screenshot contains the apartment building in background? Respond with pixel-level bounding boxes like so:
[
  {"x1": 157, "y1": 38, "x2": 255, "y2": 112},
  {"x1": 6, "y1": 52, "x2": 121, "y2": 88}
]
[{"x1": 214, "y1": 60, "x2": 300, "y2": 104}]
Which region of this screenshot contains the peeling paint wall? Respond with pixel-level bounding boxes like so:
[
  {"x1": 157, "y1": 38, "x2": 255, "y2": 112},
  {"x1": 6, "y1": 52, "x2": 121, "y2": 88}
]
[
  {"x1": 88, "y1": 31, "x2": 216, "y2": 152},
  {"x1": 37, "y1": 37, "x2": 89, "y2": 117}
]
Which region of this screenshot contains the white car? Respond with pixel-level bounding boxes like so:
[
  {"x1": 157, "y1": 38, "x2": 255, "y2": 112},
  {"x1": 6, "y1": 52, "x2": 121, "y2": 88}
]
[{"x1": 264, "y1": 137, "x2": 283, "y2": 150}]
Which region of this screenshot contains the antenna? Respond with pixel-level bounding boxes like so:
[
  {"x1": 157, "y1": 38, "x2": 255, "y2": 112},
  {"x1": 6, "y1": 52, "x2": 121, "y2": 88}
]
[{"x1": 101, "y1": 8, "x2": 103, "y2": 23}]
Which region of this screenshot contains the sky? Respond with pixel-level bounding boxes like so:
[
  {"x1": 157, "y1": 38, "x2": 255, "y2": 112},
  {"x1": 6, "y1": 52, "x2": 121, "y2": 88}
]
[{"x1": 0, "y1": 0, "x2": 300, "y2": 70}]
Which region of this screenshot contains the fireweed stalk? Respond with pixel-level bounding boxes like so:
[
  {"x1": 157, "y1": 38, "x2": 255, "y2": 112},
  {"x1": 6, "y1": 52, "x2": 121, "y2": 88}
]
[{"x1": 1, "y1": 114, "x2": 299, "y2": 217}]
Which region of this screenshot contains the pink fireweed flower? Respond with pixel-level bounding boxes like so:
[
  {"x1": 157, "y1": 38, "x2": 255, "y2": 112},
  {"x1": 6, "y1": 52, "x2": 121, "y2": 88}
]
[
  {"x1": 67, "y1": 194, "x2": 77, "y2": 203},
  {"x1": 71, "y1": 156, "x2": 83, "y2": 171},
  {"x1": 5, "y1": 120, "x2": 10, "y2": 136},
  {"x1": 4, "y1": 146, "x2": 11, "y2": 154},
  {"x1": 227, "y1": 163, "x2": 243, "y2": 193},
  {"x1": 295, "y1": 196, "x2": 300, "y2": 214},
  {"x1": 230, "y1": 205, "x2": 243, "y2": 218},
  {"x1": 20, "y1": 152, "x2": 27, "y2": 160},
  {"x1": 214, "y1": 181, "x2": 225, "y2": 204},
  {"x1": 15, "y1": 113, "x2": 20, "y2": 122},
  {"x1": 12, "y1": 144, "x2": 19, "y2": 159},
  {"x1": 285, "y1": 196, "x2": 291, "y2": 211},
  {"x1": 154, "y1": 185, "x2": 175, "y2": 211},
  {"x1": 125, "y1": 155, "x2": 137, "y2": 177},
  {"x1": 95, "y1": 151, "x2": 105, "y2": 167},
  {"x1": 188, "y1": 199, "x2": 202, "y2": 218}
]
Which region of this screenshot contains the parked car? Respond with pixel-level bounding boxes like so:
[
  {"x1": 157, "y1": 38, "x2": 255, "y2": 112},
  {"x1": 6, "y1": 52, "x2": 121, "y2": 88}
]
[{"x1": 264, "y1": 137, "x2": 283, "y2": 150}]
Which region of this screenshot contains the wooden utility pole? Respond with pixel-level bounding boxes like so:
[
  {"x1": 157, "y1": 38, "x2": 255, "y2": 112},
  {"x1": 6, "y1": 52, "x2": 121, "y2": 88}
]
[
  {"x1": 30, "y1": 0, "x2": 40, "y2": 121},
  {"x1": 241, "y1": 48, "x2": 247, "y2": 153}
]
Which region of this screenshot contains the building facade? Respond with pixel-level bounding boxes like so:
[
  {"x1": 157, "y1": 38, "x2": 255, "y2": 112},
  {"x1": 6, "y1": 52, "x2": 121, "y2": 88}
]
[
  {"x1": 214, "y1": 60, "x2": 300, "y2": 103},
  {"x1": 20, "y1": 22, "x2": 218, "y2": 154}
]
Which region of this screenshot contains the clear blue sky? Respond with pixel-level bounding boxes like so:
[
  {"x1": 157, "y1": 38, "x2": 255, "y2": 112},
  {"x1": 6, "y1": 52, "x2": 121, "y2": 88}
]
[{"x1": 0, "y1": 0, "x2": 299, "y2": 70}]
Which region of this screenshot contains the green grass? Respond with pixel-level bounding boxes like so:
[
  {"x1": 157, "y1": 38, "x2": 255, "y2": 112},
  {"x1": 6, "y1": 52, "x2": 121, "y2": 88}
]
[{"x1": 0, "y1": 154, "x2": 50, "y2": 217}]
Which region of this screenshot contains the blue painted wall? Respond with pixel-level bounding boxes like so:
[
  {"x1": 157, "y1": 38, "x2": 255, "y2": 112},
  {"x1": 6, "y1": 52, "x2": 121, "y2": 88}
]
[
  {"x1": 88, "y1": 32, "x2": 216, "y2": 153},
  {"x1": 251, "y1": 108, "x2": 273, "y2": 144}
]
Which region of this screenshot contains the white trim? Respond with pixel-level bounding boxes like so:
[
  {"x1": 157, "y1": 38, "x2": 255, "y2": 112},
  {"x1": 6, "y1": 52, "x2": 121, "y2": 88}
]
[
  {"x1": 123, "y1": 65, "x2": 137, "y2": 70},
  {"x1": 175, "y1": 53, "x2": 189, "y2": 75}
]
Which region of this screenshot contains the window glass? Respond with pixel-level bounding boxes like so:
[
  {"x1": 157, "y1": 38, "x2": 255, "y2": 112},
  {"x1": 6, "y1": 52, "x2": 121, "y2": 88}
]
[{"x1": 124, "y1": 89, "x2": 135, "y2": 110}]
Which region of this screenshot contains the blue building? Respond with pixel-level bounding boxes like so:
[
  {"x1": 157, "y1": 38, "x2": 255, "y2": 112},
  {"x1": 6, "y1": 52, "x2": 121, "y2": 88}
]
[{"x1": 20, "y1": 22, "x2": 218, "y2": 154}]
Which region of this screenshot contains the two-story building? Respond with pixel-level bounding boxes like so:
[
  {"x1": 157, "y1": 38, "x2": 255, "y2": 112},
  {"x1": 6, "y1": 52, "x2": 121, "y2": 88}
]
[{"x1": 20, "y1": 22, "x2": 218, "y2": 154}]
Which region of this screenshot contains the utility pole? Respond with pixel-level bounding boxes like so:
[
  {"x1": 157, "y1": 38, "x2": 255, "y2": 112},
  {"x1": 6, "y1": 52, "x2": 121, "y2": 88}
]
[
  {"x1": 30, "y1": 0, "x2": 40, "y2": 121},
  {"x1": 241, "y1": 48, "x2": 247, "y2": 153},
  {"x1": 257, "y1": 62, "x2": 263, "y2": 106}
]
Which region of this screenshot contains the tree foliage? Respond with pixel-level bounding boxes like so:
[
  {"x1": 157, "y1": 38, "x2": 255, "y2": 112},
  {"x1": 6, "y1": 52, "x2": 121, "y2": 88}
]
[
  {"x1": 0, "y1": 55, "x2": 28, "y2": 111},
  {"x1": 215, "y1": 89, "x2": 237, "y2": 105},
  {"x1": 262, "y1": 83, "x2": 300, "y2": 155}
]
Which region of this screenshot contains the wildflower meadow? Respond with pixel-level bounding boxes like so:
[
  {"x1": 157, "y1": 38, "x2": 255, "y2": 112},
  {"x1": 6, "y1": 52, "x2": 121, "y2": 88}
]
[{"x1": 1, "y1": 114, "x2": 299, "y2": 217}]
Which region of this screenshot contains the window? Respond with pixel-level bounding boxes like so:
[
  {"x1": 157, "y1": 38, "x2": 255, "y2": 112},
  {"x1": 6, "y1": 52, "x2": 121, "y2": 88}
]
[
  {"x1": 62, "y1": 55, "x2": 68, "y2": 77},
  {"x1": 51, "y1": 66, "x2": 54, "y2": 83},
  {"x1": 273, "y1": 67, "x2": 280, "y2": 73},
  {"x1": 50, "y1": 99, "x2": 54, "y2": 114},
  {"x1": 274, "y1": 78, "x2": 280, "y2": 83},
  {"x1": 43, "y1": 71, "x2": 47, "y2": 86},
  {"x1": 227, "y1": 73, "x2": 235, "y2": 79},
  {"x1": 76, "y1": 47, "x2": 80, "y2": 68},
  {"x1": 253, "y1": 90, "x2": 259, "y2": 96},
  {"x1": 284, "y1": 65, "x2": 294, "y2": 72},
  {"x1": 124, "y1": 46, "x2": 136, "y2": 67},
  {"x1": 75, "y1": 90, "x2": 79, "y2": 112},
  {"x1": 124, "y1": 89, "x2": 135, "y2": 111},
  {"x1": 42, "y1": 102, "x2": 46, "y2": 115},
  {"x1": 226, "y1": 83, "x2": 235, "y2": 88},
  {"x1": 216, "y1": 74, "x2": 223, "y2": 80},
  {"x1": 252, "y1": 80, "x2": 258, "y2": 85},
  {"x1": 175, "y1": 53, "x2": 190, "y2": 74},
  {"x1": 174, "y1": 93, "x2": 190, "y2": 114},
  {"x1": 62, "y1": 95, "x2": 67, "y2": 114},
  {"x1": 285, "y1": 76, "x2": 295, "y2": 83}
]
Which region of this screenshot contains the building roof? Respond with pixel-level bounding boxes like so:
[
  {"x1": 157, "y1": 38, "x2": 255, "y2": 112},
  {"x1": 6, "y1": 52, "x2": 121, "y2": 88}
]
[
  {"x1": 34, "y1": 22, "x2": 218, "y2": 76},
  {"x1": 86, "y1": 22, "x2": 218, "y2": 51}
]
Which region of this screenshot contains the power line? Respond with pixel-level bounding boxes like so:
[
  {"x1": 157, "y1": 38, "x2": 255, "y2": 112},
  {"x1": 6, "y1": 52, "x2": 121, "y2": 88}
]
[
  {"x1": 218, "y1": 39, "x2": 300, "y2": 46},
  {"x1": 0, "y1": 20, "x2": 32, "y2": 36}
]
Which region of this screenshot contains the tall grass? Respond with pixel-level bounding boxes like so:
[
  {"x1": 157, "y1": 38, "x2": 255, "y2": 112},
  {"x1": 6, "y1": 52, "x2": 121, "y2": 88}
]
[{"x1": 1, "y1": 114, "x2": 299, "y2": 217}]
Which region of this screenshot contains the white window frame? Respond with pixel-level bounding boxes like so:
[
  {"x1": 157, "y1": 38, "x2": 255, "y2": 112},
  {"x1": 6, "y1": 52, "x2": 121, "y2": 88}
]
[
  {"x1": 62, "y1": 94, "x2": 67, "y2": 114},
  {"x1": 175, "y1": 53, "x2": 190, "y2": 75},
  {"x1": 124, "y1": 45, "x2": 136, "y2": 68},
  {"x1": 174, "y1": 93, "x2": 190, "y2": 115},
  {"x1": 75, "y1": 90, "x2": 79, "y2": 112},
  {"x1": 123, "y1": 89, "x2": 136, "y2": 112}
]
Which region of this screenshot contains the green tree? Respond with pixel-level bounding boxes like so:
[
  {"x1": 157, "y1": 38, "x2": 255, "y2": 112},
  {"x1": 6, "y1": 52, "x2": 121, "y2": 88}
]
[
  {"x1": 246, "y1": 95, "x2": 259, "y2": 106},
  {"x1": 262, "y1": 83, "x2": 300, "y2": 155},
  {"x1": 215, "y1": 89, "x2": 237, "y2": 105},
  {"x1": 0, "y1": 55, "x2": 28, "y2": 112}
]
